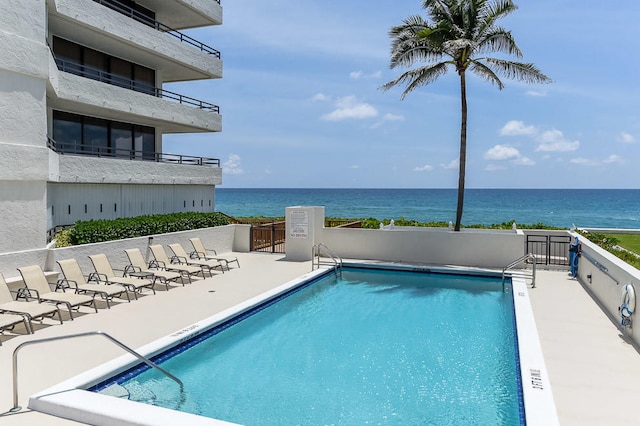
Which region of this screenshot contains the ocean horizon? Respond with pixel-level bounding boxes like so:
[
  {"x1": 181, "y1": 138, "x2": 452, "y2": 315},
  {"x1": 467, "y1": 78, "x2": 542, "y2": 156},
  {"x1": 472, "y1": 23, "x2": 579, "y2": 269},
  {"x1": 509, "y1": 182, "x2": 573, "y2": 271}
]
[{"x1": 215, "y1": 188, "x2": 640, "y2": 229}]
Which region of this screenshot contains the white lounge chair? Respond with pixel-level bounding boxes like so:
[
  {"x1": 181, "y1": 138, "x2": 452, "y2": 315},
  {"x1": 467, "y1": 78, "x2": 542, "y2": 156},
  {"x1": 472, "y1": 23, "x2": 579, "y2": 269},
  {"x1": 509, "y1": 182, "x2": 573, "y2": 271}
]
[
  {"x1": 18, "y1": 265, "x2": 98, "y2": 320},
  {"x1": 124, "y1": 248, "x2": 184, "y2": 290},
  {"x1": 168, "y1": 243, "x2": 225, "y2": 276},
  {"x1": 88, "y1": 254, "x2": 156, "y2": 299},
  {"x1": 57, "y1": 259, "x2": 131, "y2": 308},
  {"x1": 189, "y1": 237, "x2": 240, "y2": 270},
  {"x1": 0, "y1": 273, "x2": 63, "y2": 333},
  {"x1": 148, "y1": 245, "x2": 203, "y2": 283},
  {"x1": 0, "y1": 312, "x2": 30, "y2": 345}
]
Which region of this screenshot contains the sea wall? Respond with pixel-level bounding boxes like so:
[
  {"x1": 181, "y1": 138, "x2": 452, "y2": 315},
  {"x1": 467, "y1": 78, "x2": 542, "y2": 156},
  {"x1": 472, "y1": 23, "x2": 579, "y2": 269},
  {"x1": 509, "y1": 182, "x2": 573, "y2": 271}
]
[
  {"x1": 284, "y1": 206, "x2": 525, "y2": 269},
  {"x1": 574, "y1": 232, "x2": 640, "y2": 348}
]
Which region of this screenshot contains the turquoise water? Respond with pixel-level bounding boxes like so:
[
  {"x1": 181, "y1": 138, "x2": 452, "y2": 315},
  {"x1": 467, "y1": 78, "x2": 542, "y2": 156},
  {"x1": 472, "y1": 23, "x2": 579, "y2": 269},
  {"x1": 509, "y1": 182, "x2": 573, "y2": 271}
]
[
  {"x1": 215, "y1": 188, "x2": 640, "y2": 229},
  {"x1": 108, "y1": 269, "x2": 521, "y2": 425}
]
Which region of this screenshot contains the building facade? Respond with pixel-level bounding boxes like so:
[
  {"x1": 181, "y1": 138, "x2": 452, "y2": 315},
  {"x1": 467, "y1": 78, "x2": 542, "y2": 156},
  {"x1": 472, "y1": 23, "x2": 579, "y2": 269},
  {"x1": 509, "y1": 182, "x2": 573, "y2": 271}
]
[{"x1": 0, "y1": 0, "x2": 223, "y2": 253}]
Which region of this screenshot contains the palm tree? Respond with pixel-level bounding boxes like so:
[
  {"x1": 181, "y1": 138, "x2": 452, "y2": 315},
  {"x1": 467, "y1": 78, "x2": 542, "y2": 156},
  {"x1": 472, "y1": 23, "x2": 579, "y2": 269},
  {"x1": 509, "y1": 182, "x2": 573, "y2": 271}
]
[{"x1": 381, "y1": 0, "x2": 551, "y2": 231}]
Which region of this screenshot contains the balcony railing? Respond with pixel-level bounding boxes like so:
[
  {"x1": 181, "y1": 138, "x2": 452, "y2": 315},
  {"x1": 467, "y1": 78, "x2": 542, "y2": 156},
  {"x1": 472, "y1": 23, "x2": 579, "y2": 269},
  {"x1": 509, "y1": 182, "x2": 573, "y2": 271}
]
[
  {"x1": 47, "y1": 137, "x2": 221, "y2": 167},
  {"x1": 54, "y1": 58, "x2": 220, "y2": 113},
  {"x1": 92, "y1": 0, "x2": 221, "y2": 58}
]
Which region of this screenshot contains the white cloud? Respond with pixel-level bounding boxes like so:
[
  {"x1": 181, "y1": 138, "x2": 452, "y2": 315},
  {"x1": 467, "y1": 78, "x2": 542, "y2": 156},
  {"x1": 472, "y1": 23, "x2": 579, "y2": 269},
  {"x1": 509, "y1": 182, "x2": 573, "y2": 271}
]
[
  {"x1": 321, "y1": 96, "x2": 378, "y2": 121},
  {"x1": 513, "y1": 156, "x2": 536, "y2": 166},
  {"x1": 535, "y1": 130, "x2": 580, "y2": 152},
  {"x1": 223, "y1": 154, "x2": 244, "y2": 175},
  {"x1": 570, "y1": 157, "x2": 598, "y2": 166},
  {"x1": 382, "y1": 113, "x2": 404, "y2": 121},
  {"x1": 350, "y1": 70, "x2": 382, "y2": 79},
  {"x1": 499, "y1": 120, "x2": 537, "y2": 136},
  {"x1": 485, "y1": 164, "x2": 507, "y2": 172},
  {"x1": 484, "y1": 145, "x2": 521, "y2": 160},
  {"x1": 414, "y1": 164, "x2": 433, "y2": 172},
  {"x1": 312, "y1": 93, "x2": 330, "y2": 102},
  {"x1": 604, "y1": 154, "x2": 625, "y2": 164},
  {"x1": 349, "y1": 165, "x2": 360, "y2": 169},
  {"x1": 441, "y1": 159, "x2": 458, "y2": 170},
  {"x1": 526, "y1": 90, "x2": 548, "y2": 97},
  {"x1": 618, "y1": 132, "x2": 636, "y2": 144}
]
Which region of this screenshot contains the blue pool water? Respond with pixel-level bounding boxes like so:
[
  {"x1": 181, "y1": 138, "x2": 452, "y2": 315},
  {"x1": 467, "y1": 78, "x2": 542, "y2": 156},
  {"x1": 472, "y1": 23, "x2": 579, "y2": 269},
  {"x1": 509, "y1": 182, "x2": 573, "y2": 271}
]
[{"x1": 97, "y1": 268, "x2": 522, "y2": 425}]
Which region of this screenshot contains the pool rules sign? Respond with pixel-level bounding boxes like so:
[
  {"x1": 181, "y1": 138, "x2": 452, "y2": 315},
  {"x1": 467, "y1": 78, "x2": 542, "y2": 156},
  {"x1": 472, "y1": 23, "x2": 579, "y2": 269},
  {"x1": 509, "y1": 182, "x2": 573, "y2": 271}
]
[{"x1": 289, "y1": 210, "x2": 308, "y2": 239}]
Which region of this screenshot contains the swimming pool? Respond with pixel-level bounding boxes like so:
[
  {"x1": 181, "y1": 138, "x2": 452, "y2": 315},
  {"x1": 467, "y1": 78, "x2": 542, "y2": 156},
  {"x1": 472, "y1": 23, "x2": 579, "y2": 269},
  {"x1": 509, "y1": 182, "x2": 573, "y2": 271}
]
[{"x1": 29, "y1": 264, "x2": 558, "y2": 425}]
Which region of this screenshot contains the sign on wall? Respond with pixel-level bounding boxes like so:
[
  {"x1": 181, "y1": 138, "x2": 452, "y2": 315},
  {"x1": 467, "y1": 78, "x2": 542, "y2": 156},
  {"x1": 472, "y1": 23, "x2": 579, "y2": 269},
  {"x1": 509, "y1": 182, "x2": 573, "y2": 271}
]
[{"x1": 289, "y1": 210, "x2": 308, "y2": 239}]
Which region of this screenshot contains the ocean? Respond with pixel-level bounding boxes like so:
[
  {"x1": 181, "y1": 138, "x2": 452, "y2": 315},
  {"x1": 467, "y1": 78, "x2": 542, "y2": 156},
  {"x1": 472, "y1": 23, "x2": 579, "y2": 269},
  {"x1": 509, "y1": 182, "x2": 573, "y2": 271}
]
[{"x1": 215, "y1": 188, "x2": 640, "y2": 229}]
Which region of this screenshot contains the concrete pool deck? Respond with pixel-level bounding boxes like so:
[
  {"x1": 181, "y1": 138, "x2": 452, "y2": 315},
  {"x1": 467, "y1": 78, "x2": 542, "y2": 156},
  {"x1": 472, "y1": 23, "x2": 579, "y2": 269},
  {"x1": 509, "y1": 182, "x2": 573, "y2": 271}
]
[{"x1": 0, "y1": 253, "x2": 639, "y2": 425}]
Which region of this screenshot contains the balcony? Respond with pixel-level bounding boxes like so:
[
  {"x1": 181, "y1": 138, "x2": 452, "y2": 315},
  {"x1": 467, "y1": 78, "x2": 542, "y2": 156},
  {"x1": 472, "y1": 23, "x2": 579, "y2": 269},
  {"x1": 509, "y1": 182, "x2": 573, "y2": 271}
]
[
  {"x1": 48, "y1": 0, "x2": 222, "y2": 81},
  {"x1": 93, "y1": 0, "x2": 220, "y2": 58},
  {"x1": 48, "y1": 137, "x2": 220, "y2": 167},
  {"x1": 54, "y1": 57, "x2": 219, "y2": 113}
]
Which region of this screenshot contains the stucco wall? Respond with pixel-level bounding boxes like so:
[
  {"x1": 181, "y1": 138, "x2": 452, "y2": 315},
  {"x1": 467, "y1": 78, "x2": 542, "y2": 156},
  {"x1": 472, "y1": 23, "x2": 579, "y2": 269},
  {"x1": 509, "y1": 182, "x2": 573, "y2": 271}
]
[
  {"x1": 0, "y1": 224, "x2": 242, "y2": 287},
  {"x1": 320, "y1": 227, "x2": 525, "y2": 269},
  {"x1": 55, "y1": 155, "x2": 222, "y2": 186},
  {"x1": 50, "y1": 0, "x2": 222, "y2": 79},
  {"x1": 574, "y1": 233, "x2": 640, "y2": 347}
]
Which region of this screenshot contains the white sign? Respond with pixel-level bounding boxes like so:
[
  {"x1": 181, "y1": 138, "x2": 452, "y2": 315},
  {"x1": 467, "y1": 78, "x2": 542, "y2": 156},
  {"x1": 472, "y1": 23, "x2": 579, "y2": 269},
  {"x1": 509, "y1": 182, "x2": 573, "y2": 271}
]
[{"x1": 289, "y1": 210, "x2": 308, "y2": 239}]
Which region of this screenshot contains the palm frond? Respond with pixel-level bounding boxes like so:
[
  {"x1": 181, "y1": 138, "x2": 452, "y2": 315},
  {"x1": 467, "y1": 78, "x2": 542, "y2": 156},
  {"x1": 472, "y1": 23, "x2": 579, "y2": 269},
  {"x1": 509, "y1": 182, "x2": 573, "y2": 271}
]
[
  {"x1": 468, "y1": 60, "x2": 505, "y2": 89},
  {"x1": 484, "y1": 58, "x2": 553, "y2": 84},
  {"x1": 380, "y1": 62, "x2": 450, "y2": 99},
  {"x1": 477, "y1": 27, "x2": 522, "y2": 57}
]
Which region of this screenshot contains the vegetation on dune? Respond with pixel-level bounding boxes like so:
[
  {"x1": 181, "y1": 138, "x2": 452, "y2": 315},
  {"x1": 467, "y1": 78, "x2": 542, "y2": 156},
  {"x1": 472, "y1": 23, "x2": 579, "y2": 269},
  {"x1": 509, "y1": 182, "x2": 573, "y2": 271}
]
[
  {"x1": 580, "y1": 231, "x2": 640, "y2": 270},
  {"x1": 381, "y1": 0, "x2": 551, "y2": 231}
]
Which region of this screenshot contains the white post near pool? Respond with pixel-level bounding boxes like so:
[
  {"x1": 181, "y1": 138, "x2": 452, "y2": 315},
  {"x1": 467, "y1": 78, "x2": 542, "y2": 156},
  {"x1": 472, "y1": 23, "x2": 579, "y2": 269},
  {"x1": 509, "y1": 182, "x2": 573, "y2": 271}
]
[{"x1": 285, "y1": 206, "x2": 325, "y2": 261}]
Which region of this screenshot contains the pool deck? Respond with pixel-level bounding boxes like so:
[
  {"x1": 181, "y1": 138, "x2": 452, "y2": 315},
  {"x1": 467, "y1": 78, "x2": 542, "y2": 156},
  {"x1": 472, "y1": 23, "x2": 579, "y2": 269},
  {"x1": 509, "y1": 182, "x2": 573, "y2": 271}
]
[{"x1": 0, "y1": 253, "x2": 639, "y2": 425}]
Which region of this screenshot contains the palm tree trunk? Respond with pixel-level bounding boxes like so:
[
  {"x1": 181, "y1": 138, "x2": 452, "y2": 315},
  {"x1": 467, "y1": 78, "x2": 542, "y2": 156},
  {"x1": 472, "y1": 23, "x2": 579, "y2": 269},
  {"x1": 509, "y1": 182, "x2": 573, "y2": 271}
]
[{"x1": 454, "y1": 71, "x2": 467, "y2": 231}]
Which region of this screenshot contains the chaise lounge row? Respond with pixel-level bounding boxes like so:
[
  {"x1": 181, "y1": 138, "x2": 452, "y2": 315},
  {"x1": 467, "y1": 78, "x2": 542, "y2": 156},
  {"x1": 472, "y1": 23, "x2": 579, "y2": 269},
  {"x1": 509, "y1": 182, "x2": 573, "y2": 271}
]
[{"x1": 0, "y1": 238, "x2": 239, "y2": 345}]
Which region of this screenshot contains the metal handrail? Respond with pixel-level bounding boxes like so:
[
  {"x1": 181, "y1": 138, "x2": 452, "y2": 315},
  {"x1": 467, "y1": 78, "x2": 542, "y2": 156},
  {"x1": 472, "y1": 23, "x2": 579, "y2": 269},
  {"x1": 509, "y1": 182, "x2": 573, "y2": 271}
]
[
  {"x1": 53, "y1": 58, "x2": 220, "y2": 113},
  {"x1": 312, "y1": 243, "x2": 343, "y2": 275},
  {"x1": 92, "y1": 0, "x2": 221, "y2": 58},
  {"x1": 502, "y1": 253, "x2": 537, "y2": 290},
  {"x1": 47, "y1": 137, "x2": 221, "y2": 167},
  {"x1": 11, "y1": 331, "x2": 183, "y2": 412}
]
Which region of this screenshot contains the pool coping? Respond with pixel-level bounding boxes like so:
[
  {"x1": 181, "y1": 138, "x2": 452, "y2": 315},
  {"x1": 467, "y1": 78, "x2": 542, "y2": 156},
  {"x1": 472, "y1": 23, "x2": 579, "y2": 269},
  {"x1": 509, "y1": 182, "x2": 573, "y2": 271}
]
[{"x1": 28, "y1": 265, "x2": 558, "y2": 425}]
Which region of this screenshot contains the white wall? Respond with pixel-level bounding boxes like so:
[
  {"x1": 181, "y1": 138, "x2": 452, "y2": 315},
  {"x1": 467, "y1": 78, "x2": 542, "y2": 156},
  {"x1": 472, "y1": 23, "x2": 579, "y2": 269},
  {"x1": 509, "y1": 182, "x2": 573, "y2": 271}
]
[
  {"x1": 0, "y1": 224, "x2": 242, "y2": 288},
  {"x1": 574, "y1": 233, "x2": 640, "y2": 348},
  {"x1": 285, "y1": 207, "x2": 525, "y2": 268}
]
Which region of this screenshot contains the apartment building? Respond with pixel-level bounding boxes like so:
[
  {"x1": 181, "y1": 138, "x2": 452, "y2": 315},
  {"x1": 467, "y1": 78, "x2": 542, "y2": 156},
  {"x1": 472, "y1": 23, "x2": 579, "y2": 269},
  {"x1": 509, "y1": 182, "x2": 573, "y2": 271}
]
[{"x1": 0, "y1": 0, "x2": 223, "y2": 253}]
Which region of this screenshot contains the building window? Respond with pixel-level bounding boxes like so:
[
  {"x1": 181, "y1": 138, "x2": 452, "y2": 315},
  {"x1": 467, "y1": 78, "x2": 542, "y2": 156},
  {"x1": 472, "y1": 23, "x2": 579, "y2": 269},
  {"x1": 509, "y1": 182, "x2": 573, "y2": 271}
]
[
  {"x1": 53, "y1": 37, "x2": 155, "y2": 95},
  {"x1": 52, "y1": 111, "x2": 155, "y2": 158}
]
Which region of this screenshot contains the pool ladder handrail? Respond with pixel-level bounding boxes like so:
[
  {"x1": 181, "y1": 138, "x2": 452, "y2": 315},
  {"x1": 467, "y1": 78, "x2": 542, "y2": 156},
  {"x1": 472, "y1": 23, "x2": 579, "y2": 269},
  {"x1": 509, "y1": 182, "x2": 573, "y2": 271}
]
[
  {"x1": 10, "y1": 330, "x2": 183, "y2": 412},
  {"x1": 312, "y1": 243, "x2": 343, "y2": 275},
  {"x1": 502, "y1": 253, "x2": 537, "y2": 290}
]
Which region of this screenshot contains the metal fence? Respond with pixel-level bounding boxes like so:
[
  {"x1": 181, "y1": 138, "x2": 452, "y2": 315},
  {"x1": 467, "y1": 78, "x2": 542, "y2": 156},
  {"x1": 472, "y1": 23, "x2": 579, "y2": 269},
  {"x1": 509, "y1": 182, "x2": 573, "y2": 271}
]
[
  {"x1": 526, "y1": 234, "x2": 572, "y2": 266},
  {"x1": 250, "y1": 222, "x2": 286, "y2": 253}
]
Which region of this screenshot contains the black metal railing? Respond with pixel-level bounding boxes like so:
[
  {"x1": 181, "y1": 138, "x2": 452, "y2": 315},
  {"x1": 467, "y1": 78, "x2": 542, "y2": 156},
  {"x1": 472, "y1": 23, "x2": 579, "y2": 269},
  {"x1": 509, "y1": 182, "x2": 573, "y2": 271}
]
[
  {"x1": 526, "y1": 234, "x2": 572, "y2": 266},
  {"x1": 92, "y1": 0, "x2": 221, "y2": 58},
  {"x1": 54, "y1": 58, "x2": 220, "y2": 113},
  {"x1": 47, "y1": 137, "x2": 220, "y2": 167}
]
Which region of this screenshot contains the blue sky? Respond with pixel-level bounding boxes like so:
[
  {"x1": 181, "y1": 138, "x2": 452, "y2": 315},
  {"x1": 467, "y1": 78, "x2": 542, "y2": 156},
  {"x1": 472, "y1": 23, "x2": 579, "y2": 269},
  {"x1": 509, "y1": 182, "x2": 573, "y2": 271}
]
[{"x1": 165, "y1": 0, "x2": 640, "y2": 189}]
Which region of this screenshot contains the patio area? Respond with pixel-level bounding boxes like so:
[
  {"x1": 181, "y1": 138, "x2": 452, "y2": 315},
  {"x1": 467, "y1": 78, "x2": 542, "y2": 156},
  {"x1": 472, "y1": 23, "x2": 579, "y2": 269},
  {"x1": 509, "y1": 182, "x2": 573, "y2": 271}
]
[{"x1": 0, "y1": 253, "x2": 638, "y2": 425}]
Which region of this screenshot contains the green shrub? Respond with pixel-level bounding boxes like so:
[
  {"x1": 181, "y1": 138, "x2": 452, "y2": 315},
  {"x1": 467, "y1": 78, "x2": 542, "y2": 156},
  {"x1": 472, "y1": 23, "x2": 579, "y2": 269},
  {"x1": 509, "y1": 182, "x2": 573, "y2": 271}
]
[
  {"x1": 68, "y1": 212, "x2": 229, "y2": 245},
  {"x1": 54, "y1": 228, "x2": 73, "y2": 247}
]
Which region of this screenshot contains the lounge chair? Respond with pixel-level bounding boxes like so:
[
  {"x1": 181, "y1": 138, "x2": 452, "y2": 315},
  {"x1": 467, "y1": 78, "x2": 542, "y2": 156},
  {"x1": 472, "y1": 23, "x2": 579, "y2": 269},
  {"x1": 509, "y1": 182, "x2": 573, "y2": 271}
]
[
  {"x1": 57, "y1": 259, "x2": 131, "y2": 308},
  {"x1": 88, "y1": 254, "x2": 156, "y2": 299},
  {"x1": 17, "y1": 265, "x2": 98, "y2": 320},
  {"x1": 0, "y1": 312, "x2": 30, "y2": 345},
  {"x1": 148, "y1": 245, "x2": 202, "y2": 283},
  {"x1": 168, "y1": 243, "x2": 225, "y2": 276},
  {"x1": 189, "y1": 237, "x2": 240, "y2": 270},
  {"x1": 0, "y1": 273, "x2": 63, "y2": 333},
  {"x1": 124, "y1": 248, "x2": 184, "y2": 290}
]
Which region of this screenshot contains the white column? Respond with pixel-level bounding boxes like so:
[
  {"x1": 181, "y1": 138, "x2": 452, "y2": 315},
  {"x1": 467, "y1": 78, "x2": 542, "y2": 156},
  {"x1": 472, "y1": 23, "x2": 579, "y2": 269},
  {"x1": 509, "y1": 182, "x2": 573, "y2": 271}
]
[{"x1": 285, "y1": 206, "x2": 325, "y2": 261}]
